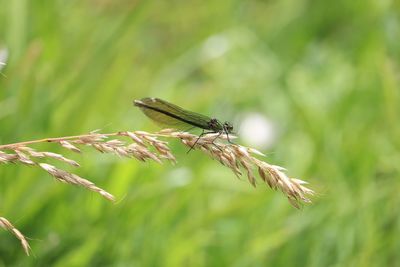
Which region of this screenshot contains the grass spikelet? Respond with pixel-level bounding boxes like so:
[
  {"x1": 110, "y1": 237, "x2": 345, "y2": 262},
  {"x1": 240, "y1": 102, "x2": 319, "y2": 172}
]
[{"x1": 0, "y1": 217, "x2": 31, "y2": 256}]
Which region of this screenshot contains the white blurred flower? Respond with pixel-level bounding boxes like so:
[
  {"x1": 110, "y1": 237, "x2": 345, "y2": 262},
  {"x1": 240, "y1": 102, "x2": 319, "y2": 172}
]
[
  {"x1": 0, "y1": 48, "x2": 8, "y2": 70},
  {"x1": 202, "y1": 35, "x2": 230, "y2": 60},
  {"x1": 239, "y1": 113, "x2": 277, "y2": 150}
]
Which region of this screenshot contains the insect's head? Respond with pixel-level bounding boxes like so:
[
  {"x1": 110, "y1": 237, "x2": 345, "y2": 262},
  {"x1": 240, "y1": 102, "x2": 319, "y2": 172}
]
[{"x1": 223, "y1": 121, "x2": 234, "y2": 133}]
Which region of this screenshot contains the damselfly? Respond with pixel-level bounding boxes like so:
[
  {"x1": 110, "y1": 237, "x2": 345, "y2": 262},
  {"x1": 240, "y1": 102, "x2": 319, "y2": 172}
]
[{"x1": 134, "y1": 97, "x2": 234, "y2": 151}]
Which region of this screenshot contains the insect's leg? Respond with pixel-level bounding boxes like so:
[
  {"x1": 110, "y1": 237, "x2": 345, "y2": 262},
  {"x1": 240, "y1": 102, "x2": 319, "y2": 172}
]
[
  {"x1": 211, "y1": 131, "x2": 223, "y2": 143},
  {"x1": 208, "y1": 131, "x2": 223, "y2": 152},
  {"x1": 226, "y1": 133, "x2": 235, "y2": 144},
  {"x1": 224, "y1": 128, "x2": 235, "y2": 144},
  {"x1": 187, "y1": 130, "x2": 205, "y2": 154}
]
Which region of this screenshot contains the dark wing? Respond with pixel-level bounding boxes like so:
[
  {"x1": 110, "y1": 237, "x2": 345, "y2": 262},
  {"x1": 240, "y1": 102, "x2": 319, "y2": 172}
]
[{"x1": 134, "y1": 97, "x2": 212, "y2": 130}]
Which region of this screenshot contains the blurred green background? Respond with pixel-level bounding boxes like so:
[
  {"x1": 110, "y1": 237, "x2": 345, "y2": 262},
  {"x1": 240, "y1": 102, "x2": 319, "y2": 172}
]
[{"x1": 1, "y1": 0, "x2": 400, "y2": 266}]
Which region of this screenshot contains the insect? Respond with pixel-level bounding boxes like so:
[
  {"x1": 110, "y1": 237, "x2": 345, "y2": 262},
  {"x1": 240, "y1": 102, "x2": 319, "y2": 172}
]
[{"x1": 133, "y1": 97, "x2": 234, "y2": 151}]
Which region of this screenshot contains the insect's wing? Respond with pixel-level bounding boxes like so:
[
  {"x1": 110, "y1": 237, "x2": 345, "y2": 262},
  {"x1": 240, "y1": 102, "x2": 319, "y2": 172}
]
[
  {"x1": 137, "y1": 105, "x2": 191, "y2": 129},
  {"x1": 153, "y1": 98, "x2": 211, "y2": 125},
  {"x1": 136, "y1": 98, "x2": 212, "y2": 130},
  {"x1": 135, "y1": 98, "x2": 210, "y2": 129}
]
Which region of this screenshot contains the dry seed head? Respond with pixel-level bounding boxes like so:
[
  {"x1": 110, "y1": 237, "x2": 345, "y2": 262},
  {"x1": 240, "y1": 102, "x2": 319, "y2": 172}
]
[
  {"x1": 14, "y1": 150, "x2": 36, "y2": 165},
  {"x1": 41, "y1": 152, "x2": 80, "y2": 167},
  {"x1": 126, "y1": 131, "x2": 147, "y2": 147},
  {"x1": 0, "y1": 217, "x2": 31, "y2": 255},
  {"x1": 174, "y1": 131, "x2": 314, "y2": 207},
  {"x1": 0, "y1": 151, "x2": 18, "y2": 163},
  {"x1": 60, "y1": 140, "x2": 81, "y2": 153},
  {"x1": 39, "y1": 163, "x2": 115, "y2": 202},
  {"x1": 78, "y1": 134, "x2": 106, "y2": 143}
]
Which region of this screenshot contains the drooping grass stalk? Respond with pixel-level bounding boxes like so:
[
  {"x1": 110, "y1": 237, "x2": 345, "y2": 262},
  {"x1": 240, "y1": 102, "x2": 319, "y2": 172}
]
[
  {"x1": 0, "y1": 217, "x2": 30, "y2": 256},
  {"x1": 0, "y1": 129, "x2": 314, "y2": 255}
]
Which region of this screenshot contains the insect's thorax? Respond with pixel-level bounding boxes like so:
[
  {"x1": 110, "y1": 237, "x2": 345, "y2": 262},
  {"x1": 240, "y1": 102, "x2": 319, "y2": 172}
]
[{"x1": 208, "y1": 118, "x2": 223, "y2": 131}]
